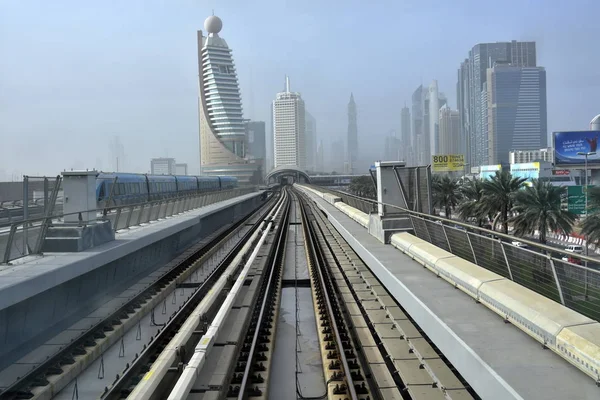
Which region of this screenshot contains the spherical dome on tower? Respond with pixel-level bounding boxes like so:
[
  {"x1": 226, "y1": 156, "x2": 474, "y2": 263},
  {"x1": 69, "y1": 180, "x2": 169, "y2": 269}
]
[
  {"x1": 591, "y1": 114, "x2": 600, "y2": 130},
  {"x1": 204, "y1": 15, "x2": 223, "y2": 34}
]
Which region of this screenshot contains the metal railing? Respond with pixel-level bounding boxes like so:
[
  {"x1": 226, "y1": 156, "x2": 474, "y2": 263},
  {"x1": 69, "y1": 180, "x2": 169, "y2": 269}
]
[
  {"x1": 0, "y1": 187, "x2": 257, "y2": 265},
  {"x1": 310, "y1": 185, "x2": 600, "y2": 322}
]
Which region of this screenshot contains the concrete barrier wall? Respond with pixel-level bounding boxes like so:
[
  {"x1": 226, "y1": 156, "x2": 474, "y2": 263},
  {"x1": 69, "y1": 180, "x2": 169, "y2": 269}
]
[{"x1": 0, "y1": 193, "x2": 264, "y2": 369}]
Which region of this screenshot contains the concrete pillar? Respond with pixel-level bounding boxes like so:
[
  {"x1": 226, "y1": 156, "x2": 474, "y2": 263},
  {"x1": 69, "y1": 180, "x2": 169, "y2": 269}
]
[{"x1": 62, "y1": 170, "x2": 98, "y2": 224}]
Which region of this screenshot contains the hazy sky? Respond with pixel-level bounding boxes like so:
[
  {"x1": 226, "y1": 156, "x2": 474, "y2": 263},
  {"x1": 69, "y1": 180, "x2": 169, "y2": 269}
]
[{"x1": 1, "y1": 0, "x2": 599, "y2": 179}]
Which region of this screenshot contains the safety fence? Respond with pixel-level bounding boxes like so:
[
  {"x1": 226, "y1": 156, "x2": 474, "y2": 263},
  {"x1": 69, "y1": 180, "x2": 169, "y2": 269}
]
[
  {"x1": 1, "y1": 187, "x2": 256, "y2": 265},
  {"x1": 0, "y1": 176, "x2": 63, "y2": 228},
  {"x1": 311, "y1": 185, "x2": 600, "y2": 322}
]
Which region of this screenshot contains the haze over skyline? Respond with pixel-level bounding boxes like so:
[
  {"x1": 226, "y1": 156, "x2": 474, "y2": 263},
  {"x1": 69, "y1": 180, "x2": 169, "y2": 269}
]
[{"x1": 1, "y1": 0, "x2": 599, "y2": 179}]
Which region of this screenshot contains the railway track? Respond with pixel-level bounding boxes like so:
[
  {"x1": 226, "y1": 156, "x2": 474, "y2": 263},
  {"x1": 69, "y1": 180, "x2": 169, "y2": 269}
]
[
  {"x1": 299, "y1": 190, "x2": 479, "y2": 400},
  {"x1": 27, "y1": 186, "x2": 480, "y2": 399},
  {"x1": 100, "y1": 188, "x2": 291, "y2": 399},
  {"x1": 0, "y1": 191, "x2": 275, "y2": 400}
]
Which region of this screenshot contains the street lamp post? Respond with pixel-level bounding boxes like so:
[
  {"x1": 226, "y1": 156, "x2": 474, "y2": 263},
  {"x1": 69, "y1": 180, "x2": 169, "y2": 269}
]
[
  {"x1": 577, "y1": 151, "x2": 595, "y2": 299},
  {"x1": 577, "y1": 151, "x2": 596, "y2": 255}
]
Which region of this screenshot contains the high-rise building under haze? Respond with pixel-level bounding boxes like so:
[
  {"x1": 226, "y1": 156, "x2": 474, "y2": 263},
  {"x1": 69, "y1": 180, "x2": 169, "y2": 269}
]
[
  {"x1": 438, "y1": 106, "x2": 462, "y2": 155},
  {"x1": 484, "y1": 65, "x2": 547, "y2": 165},
  {"x1": 428, "y1": 80, "x2": 440, "y2": 158},
  {"x1": 151, "y1": 158, "x2": 176, "y2": 175},
  {"x1": 384, "y1": 131, "x2": 402, "y2": 161},
  {"x1": 273, "y1": 76, "x2": 306, "y2": 169},
  {"x1": 347, "y1": 94, "x2": 358, "y2": 173},
  {"x1": 109, "y1": 136, "x2": 125, "y2": 172},
  {"x1": 411, "y1": 85, "x2": 426, "y2": 165},
  {"x1": 245, "y1": 120, "x2": 266, "y2": 162},
  {"x1": 305, "y1": 111, "x2": 317, "y2": 172},
  {"x1": 197, "y1": 15, "x2": 258, "y2": 183},
  {"x1": 400, "y1": 105, "x2": 411, "y2": 164},
  {"x1": 316, "y1": 140, "x2": 324, "y2": 173},
  {"x1": 331, "y1": 139, "x2": 345, "y2": 173},
  {"x1": 416, "y1": 81, "x2": 447, "y2": 164},
  {"x1": 457, "y1": 41, "x2": 537, "y2": 167}
]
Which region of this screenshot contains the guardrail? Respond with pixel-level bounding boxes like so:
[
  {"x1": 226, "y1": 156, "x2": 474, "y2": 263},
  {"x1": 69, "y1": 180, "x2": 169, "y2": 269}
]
[
  {"x1": 309, "y1": 185, "x2": 600, "y2": 322},
  {"x1": 0, "y1": 187, "x2": 257, "y2": 265}
]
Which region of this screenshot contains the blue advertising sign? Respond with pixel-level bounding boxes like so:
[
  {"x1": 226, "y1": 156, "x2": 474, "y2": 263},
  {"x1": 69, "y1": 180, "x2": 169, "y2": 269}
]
[{"x1": 554, "y1": 131, "x2": 600, "y2": 165}]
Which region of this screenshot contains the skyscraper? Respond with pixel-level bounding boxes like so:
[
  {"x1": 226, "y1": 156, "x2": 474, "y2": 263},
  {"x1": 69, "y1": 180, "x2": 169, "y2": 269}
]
[
  {"x1": 109, "y1": 136, "x2": 125, "y2": 172},
  {"x1": 411, "y1": 85, "x2": 426, "y2": 165},
  {"x1": 428, "y1": 80, "x2": 440, "y2": 158},
  {"x1": 197, "y1": 15, "x2": 258, "y2": 182},
  {"x1": 151, "y1": 158, "x2": 176, "y2": 175},
  {"x1": 457, "y1": 41, "x2": 537, "y2": 167},
  {"x1": 484, "y1": 65, "x2": 547, "y2": 165},
  {"x1": 347, "y1": 93, "x2": 358, "y2": 173},
  {"x1": 305, "y1": 111, "x2": 317, "y2": 172},
  {"x1": 457, "y1": 59, "x2": 470, "y2": 165},
  {"x1": 245, "y1": 120, "x2": 266, "y2": 162},
  {"x1": 273, "y1": 76, "x2": 306, "y2": 169},
  {"x1": 438, "y1": 106, "x2": 462, "y2": 155},
  {"x1": 316, "y1": 140, "x2": 324, "y2": 173},
  {"x1": 400, "y1": 105, "x2": 411, "y2": 164},
  {"x1": 384, "y1": 131, "x2": 402, "y2": 161},
  {"x1": 331, "y1": 138, "x2": 345, "y2": 173}
]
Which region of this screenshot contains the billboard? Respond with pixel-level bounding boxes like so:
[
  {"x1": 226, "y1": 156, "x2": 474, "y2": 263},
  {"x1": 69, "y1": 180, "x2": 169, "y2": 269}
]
[
  {"x1": 479, "y1": 164, "x2": 502, "y2": 180},
  {"x1": 432, "y1": 154, "x2": 465, "y2": 172},
  {"x1": 554, "y1": 131, "x2": 600, "y2": 166},
  {"x1": 510, "y1": 162, "x2": 540, "y2": 181}
]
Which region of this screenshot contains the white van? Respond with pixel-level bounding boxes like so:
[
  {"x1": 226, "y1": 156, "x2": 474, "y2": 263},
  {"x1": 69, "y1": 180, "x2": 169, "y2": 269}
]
[{"x1": 565, "y1": 244, "x2": 583, "y2": 254}]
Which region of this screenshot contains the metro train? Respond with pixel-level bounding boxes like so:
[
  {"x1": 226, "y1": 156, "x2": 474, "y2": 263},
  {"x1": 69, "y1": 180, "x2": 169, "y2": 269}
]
[{"x1": 96, "y1": 173, "x2": 238, "y2": 207}]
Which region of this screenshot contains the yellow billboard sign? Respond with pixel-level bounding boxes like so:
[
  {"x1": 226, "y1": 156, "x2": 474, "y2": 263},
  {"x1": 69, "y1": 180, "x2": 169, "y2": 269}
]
[{"x1": 432, "y1": 154, "x2": 465, "y2": 172}]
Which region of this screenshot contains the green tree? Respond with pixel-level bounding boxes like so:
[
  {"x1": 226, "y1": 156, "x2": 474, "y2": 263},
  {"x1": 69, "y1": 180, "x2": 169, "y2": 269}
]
[
  {"x1": 431, "y1": 175, "x2": 461, "y2": 219},
  {"x1": 456, "y1": 178, "x2": 486, "y2": 226},
  {"x1": 480, "y1": 170, "x2": 527, "y2": 234},
  {"x1": 349, "y1": 176, "x2": 376, "y2": 199},
  {"x1": 581, "y1": 186, "x2": 600, "y2": 244},
  {"x1": 510, "y1": 179, "x2": 576, "y2": 244}
]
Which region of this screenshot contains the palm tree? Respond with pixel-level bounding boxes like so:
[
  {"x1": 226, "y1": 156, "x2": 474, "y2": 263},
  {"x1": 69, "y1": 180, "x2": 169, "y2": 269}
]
[
  {"x1": 581, "y1": 187, "x2": 600, "y2": 244},
  {"x1": 432, "y1": 175, "x2": 461, "y2": 219},
  {"x1": 456, "y1": 178, "x2": 486, "y2": 226},
  {"x1": 480, "y1": 170, "x2": 527, "y2": 234},
  {"x1": 510, "y1": 179, "x2": 577, "y2": 244}
]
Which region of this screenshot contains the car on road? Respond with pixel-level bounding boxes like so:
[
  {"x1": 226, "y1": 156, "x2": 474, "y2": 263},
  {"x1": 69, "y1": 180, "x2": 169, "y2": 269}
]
[
  {"x1": 565, "y1": 244, "x2": 583, "y2": 254},
  {"x1": 511, "y1": 241, "x2": 529, "y2": 248}
]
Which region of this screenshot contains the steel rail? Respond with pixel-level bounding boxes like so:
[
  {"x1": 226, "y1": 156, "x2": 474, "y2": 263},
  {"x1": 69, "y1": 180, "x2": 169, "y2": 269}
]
[
  {"x1": 0, "y1": 193, "x2": 275, "y2": 400},
  {"x1": 298, "y1": 194, "x2": 359, "y2": 400},
  {"x1": 164, "y1": 188, "x2": 290, "y2": 400},
  {"x1": 100, "y1": 193, "x2": 283, "y2": 399},
  {"x1": 235, "y1": 189, "x2": 291, "y2": 400}
]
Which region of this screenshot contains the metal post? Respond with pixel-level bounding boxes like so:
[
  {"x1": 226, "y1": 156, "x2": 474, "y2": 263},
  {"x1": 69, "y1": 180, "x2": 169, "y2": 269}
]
[
  {"x1": 548, "y1": 257, "x2": 566, "y2": 305},
  {"x1": 136, "y1": 204, "x2": 145, "y2": 226},
  {"x1": 499, "y1": 241, "x2": 514, "y2": 281},
  {"x1": 577, "y1": 150, "x2": 595, "y2": 299},
  {"x1": 124, "y1": 205, "x2": 134, "y2": 229},
  {"x1": 2, "y1": 224, "x2": 18, "y2": 264},
  {"x1": 465, "y1": 232, "x2": 478, "y2": 265},
  {"x1": 43, "y1": 177, "x2": 49, "y2": 214},
  {"x1": 441, "y1": 225, "x2": 453, "y2": 253},
  {"x1": 22, "y1": 176, "x2": 29, "y2": 255},
  {"x1": 34, "y1": 176, "x2": 61, "y2": 254},
  {"x1": 113, "y1": 208, "x2": 122, "y2": 232},
  {"x1": 421, "y1": 218, "x2": 433, "y2": 244}
]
